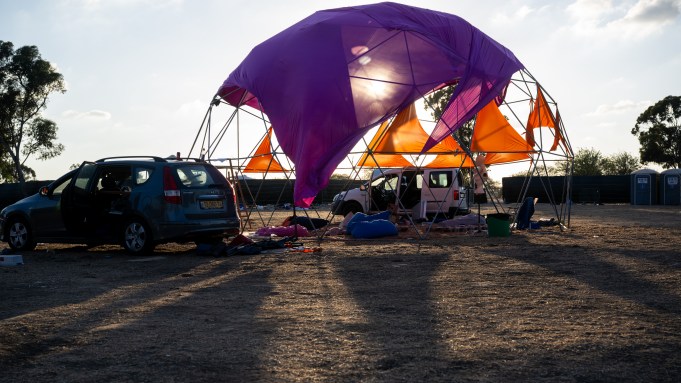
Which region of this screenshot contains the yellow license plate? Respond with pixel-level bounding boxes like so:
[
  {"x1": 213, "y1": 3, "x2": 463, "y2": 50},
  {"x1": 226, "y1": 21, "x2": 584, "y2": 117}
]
[{"x1": 200, "y1": 200, "x2": 224, "y2": 209}]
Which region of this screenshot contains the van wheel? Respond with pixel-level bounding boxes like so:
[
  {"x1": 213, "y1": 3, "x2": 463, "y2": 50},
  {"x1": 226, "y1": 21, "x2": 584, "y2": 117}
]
[
  {"x1": 7, "y1": 217, "x2": 36, "y2": 251},
  {"x1": 122, "y1": 219, "x2": 155, "y2": 254},
  {"x1": 339, "y1": 201, "x2": 363, "y2": 217}
]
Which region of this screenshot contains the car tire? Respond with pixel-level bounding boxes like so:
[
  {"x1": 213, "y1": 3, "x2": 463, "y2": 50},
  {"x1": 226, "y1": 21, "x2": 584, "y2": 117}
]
[
  {"x1": 6, "y1": 217, "x2": 37, "y2": 251},
  {"x1": 339, "y1": 201, "x2": 363, "y2": 217},
  {"x1": 122, "y1": 219, "x2": 155, "y2": 254}
]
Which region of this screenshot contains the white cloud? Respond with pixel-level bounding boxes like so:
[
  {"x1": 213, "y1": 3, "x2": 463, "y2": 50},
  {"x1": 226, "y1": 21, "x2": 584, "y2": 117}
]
[
  {"x1": 587, "y1": 100, "x2": 651, "y2": 116},
  {"x1": 565, "y1": 0, "x2": 681, "y2": 40},
  {"x1": 62, "y1": 109, "x2": 112, "y2": 120},
  {"x1": 622, "y1": 0, "x2": 681, "y2": 23},
  {"x1": 491, "y1": 4, "x2": 538, "y2": 24},
  {"x1": 67, "y1": 0, "x2": 183, "y2": 10},
  {"x1": 608, "y1": 0, "x2": 681, "y2": 37}
]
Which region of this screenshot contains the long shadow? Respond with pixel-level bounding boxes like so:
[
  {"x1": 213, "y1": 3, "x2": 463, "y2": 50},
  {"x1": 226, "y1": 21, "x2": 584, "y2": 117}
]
[
  {"x1": 0, "y1": 247, "x2": 208, "y2": 321},
  {"x1": 1, "y1": 253, "x2": 274, "y2": 382},
  {"x1": 488, "y1": 244, "x2": 681, "y2": 316},
  {"x1": 333, "y1": 253, "x2": 475, "y2": 378},
  {"x1": 449, "y1": 341, "x2": 681, "y2": 382}
]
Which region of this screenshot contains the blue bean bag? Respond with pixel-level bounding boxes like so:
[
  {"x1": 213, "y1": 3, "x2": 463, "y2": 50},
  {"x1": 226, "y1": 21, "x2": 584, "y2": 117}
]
[
  {"x1": 351, "y1": 219, "x2": 398, "y2": 239},
  {"x1": 346, "y1": 210, "x2": 391, "y2": 234}
]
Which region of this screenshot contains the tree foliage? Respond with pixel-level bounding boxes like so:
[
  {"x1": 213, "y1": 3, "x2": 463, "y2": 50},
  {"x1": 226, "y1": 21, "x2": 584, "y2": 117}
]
[
  {"x1": 0, "y1": 41, "x2": 65, "y2": 186},
  {"x1": 546, "y1": 148, "x2": 641, "y2": 176},
  {"x1": 423, "y1": 84, "x2": 473, "y2": 148},
  {"x1": 601, "y1": 151, "x2": 641, "y2": 175},
  {"x1": 631, "y1": 95, "x2": 681, "y2": 169},
  {"x1": 571, "y1": 148, "x2": 605, "y2": 176}
]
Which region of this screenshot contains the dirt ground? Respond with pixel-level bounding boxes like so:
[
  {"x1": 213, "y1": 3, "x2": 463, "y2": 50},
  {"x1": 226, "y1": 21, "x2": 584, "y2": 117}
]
[{"x1": 1, "y1": 203, "x2": 681, "y2": 382}]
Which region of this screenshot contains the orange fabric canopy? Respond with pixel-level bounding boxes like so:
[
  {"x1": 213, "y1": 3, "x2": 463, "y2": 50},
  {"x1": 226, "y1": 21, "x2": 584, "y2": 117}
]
[
  {"x1": 358, "y1": 153, "x2": 413, "y2": 168},
  {"x1": 424, "y1": 153, "x2": 474, "y2": 168},
  {"x1": 243, "y1": 127, "x2": 286, "y2": 173},
  {"x1": 357, "y1": 98, "x2": 545, "y2": 169},
  {"x1": 471, "y1": 100, "x2": 533, "y2": 164},
  {"x1": 525, "y1": 87, "x2": 562, "y2": 151},
  {"x1": 357, "y1": 104, "x2": 468, "y2": 168}
]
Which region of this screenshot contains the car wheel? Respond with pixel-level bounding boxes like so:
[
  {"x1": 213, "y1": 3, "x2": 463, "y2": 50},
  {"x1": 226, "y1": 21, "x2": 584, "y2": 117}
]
[
  {"x1": 122, "y1": 219, "x2": 155, "y2": 254},
  {"x1": 340, "y1": 201, "x2": 363, "y2": 217},
  {"x1": 7, "y1": 217, "x2": 37, "y2": 251}
]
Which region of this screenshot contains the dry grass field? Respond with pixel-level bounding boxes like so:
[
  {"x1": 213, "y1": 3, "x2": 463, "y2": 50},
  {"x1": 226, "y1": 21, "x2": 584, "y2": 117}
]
[{"x1": 1, "y1": 203, "x2": 680, "y2": 382}]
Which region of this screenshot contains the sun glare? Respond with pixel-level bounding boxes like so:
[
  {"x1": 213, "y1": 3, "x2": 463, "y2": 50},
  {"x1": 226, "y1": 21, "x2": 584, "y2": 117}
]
[{"x1": 369, "y1": 80, "x2": 387, "y2": 98}]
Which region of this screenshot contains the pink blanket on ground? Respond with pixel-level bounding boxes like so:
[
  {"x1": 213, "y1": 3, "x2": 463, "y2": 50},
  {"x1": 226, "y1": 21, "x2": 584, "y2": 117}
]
[{"x1": 255, "y1": 224, "x2": 310, "y2": 237}]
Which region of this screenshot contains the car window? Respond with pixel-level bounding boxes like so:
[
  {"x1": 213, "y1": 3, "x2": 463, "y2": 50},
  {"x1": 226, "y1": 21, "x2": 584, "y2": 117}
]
[
  {"x1": 135, "y1": 167, "x2": 154, "y2": 185},
  {"x1": 74, "y1": 163, "x2": 96, "y2": 191},
  {"x1": 175, "y1": 165, "x2": 222, "y2": 188},
  {"x1": 371, "y1": 176, "x2": 385, "y2": 187},
  {"x1": 383, "y1": 174, "x2": 399, "y2": 192},
  {"x1": 52, "y1": 177, "x2": 72, "y2": 196},
  {"x1": 95, "y1": 166, "x2": 133, "y2": 191},
  {"x1": 428, "y1": 171, "x2": 452, "y2": 188}
]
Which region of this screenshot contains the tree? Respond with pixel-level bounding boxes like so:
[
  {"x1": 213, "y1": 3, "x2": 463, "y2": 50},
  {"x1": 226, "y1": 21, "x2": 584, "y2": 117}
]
[
  {"x1": 572, "y1": 148, "x2": 606, "y2": 176},
  {"x1": 546, "y1": 149, "x2": 639, "y2": 176},
  {"x1": 423, "y1": 84, "x2": 473, "y2": 147},
  {"x1": 631, "y1": 95, "x2": 681, "y2": 169},
  {"x1": 0, "y1": 41, "x2": 65, "y2": 189},
  {"x1": 601, "y1": 151, "x2": 641, "y2": 175}
]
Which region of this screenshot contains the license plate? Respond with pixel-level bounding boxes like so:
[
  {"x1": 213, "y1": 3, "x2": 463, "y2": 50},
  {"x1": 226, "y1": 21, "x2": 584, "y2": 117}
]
[{"x1": 200, "y1": 200, "x2": 223, "y2": 209}]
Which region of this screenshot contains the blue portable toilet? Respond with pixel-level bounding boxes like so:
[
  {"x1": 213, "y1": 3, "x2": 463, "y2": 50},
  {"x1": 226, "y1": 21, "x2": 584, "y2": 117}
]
[
  {"x1": 660, "y1": 169, "x2": 681, "y2": 205},
  {"x1": 630, "y1": 169, "x2": 658, "y2": 205}
]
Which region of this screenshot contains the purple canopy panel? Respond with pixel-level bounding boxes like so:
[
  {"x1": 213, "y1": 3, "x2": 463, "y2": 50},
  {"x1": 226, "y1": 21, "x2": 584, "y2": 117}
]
[{"x1": 218, "y1": 2, "x2": 524, "y2": 207}]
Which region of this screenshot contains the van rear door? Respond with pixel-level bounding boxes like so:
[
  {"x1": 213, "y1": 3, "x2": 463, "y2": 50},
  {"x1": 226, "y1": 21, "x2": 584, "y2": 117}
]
[
  {"x1": 422, "y1": 169, "x2": 454, "y2": 216},
  {"x1": 421, "y1": 169, "x2": 468, "y2": 217}
]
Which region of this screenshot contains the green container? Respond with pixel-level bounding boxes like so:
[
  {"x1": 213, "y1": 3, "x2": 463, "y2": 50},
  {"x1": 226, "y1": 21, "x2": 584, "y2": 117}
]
[{"x1": 486, "y1": 213, "x2": 511, "y2": 237}]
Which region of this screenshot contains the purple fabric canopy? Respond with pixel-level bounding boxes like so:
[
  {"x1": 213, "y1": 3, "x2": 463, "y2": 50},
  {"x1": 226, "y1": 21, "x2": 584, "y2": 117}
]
[{"x1": 218, "y1": 2, "x2": 524, "y2": 207}]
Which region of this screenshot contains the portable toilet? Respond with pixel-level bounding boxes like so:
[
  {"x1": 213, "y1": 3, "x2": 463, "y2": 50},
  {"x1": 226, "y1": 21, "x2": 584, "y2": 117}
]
[
  {"x1": 660, "y1": 169, "x2": 681, "y2": 205},
  {"x1": 630, "y1": 169, "x2": 658, "y2": 205}
]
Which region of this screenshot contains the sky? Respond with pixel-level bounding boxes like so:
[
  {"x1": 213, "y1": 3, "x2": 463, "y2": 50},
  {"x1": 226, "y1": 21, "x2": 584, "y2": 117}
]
[{"x1": 2, "y1": 0, "x2": 680, "y2": 181}]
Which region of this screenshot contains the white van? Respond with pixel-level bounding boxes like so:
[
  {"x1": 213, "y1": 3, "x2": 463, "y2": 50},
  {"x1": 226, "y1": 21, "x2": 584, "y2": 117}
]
[{"x1": 332, "y1": 168, "x2": 470, "y2": 218}]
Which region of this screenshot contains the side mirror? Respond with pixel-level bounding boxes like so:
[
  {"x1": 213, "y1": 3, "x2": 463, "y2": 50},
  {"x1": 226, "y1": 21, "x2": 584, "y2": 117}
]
[{"x1": 39, "y1": 186, "x2": 49, "y2": 196}]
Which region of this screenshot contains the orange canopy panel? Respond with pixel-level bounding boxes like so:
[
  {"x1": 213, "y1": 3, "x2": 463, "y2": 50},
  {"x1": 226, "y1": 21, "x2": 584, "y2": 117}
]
[
  {"x1": 484, "y1": 152, "x2": 531, "y2": 165},
  {"x1": 424, "y1": 153, "x2": 474, "y2": 168},
  {"x1": 358, "y1": 153, "x2": 413, "y2": 168},
  {"x1": 357, "y1": 103, "x2": 469, "y2": 168},
  {"x1": 525, "y1": 87, "x2": 562, "y2": 150},
  {"x1": 243, "y1": 127, "x2": 287, "y2": 173},
  {"x1": 471, "y1": 100, "x2": 534, "y2": 156},
  {"x1": 369, "y1": 103, "x2": 462, "y2": 154}
]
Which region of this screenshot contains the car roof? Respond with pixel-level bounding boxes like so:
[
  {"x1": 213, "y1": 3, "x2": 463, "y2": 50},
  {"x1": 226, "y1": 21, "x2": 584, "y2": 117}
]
[{"x1": 94, "y1": 156, "x2": 209, "y2": 166}]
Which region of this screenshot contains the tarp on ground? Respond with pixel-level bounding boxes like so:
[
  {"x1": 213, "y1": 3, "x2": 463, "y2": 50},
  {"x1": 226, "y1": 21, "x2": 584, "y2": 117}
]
[{"x1": 218, "y1": 2, "x2": 524, "y2": 207}]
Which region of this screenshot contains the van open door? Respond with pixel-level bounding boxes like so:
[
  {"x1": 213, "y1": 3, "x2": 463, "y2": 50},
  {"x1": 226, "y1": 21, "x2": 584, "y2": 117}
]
[{"x1": 420, "y1": 169, "x2": 468, "y2": 218}]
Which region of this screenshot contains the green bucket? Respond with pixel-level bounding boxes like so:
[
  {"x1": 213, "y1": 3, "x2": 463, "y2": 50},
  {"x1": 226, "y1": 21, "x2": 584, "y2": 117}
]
[{"x1": 486, "y1": 213, "x2": 511, "y2": 237}]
